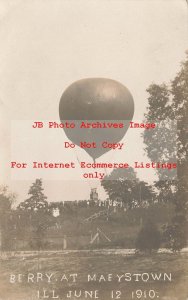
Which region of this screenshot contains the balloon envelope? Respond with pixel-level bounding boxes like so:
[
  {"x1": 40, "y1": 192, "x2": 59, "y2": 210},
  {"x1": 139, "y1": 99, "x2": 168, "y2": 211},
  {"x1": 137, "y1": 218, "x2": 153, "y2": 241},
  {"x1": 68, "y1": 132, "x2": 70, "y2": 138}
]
[{"x1": 59, "y1": 78, "x2": 134, "y2": 160}]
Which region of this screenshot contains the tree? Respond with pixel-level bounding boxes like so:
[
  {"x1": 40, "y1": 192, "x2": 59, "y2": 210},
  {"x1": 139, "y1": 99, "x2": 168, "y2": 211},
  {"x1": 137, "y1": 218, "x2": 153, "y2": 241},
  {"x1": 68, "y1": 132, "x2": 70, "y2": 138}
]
[
  {"x1": 17, "y1": 179, "x2": 50, "y2": 250},
  {"x1": 101, "y1": 168, "x2": 155, "y2": 209},
  {"x1": 163, "y1": 217, "x2": 187, "y2": 252},
  {"x1": 135, "y1": 219, "x2": 161, "y2": 253},
  {"x1": 0, "y1": 186, "x2": 13, "y2": 213},
  {"x1": 154, "y1": 180, "x2": 177, "y2": 203},
  {"x1": 18, "y1": 179, "x2": 48, "y2": 212},
  {"x1": 143, "y1": 52, "x2": 188, "y2": 250},
  {"x1": 0, "y1": 186, "x2": 16, "y2": 250},
  {"x1": 143, "y1": 84, "x2": 177, "y2": 181},
  {"x1": 133, "y1": 181, "x2": 156, "y2": 208}
]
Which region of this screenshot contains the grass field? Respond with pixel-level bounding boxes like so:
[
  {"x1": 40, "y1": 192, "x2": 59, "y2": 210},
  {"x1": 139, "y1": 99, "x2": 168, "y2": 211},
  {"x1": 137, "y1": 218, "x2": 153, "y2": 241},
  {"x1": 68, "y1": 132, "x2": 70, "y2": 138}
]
[{"x1": 0, "y1": 250, "x2": 188, "y2": 300}]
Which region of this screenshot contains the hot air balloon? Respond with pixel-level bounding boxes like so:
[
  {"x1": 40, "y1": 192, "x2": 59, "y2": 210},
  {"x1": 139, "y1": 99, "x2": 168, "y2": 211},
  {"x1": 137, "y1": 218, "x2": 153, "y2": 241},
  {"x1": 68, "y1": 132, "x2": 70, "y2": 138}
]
[{"x1": 59, "y1": 78, "x2": 134, "y2": 161}]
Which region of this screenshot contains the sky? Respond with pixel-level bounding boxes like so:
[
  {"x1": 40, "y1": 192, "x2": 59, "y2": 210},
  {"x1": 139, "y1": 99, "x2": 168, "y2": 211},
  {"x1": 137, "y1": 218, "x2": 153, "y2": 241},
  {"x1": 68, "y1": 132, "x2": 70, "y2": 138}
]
[{"x1": 0, "y1": 0, "x2": 188, "y2": 205}]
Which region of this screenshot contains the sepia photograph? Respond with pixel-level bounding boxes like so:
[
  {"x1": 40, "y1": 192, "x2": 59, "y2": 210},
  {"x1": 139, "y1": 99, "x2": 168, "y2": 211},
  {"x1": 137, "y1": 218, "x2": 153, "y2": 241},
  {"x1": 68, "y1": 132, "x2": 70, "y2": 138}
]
[{"x1": 0, "y1": 1, "x2": 188, "y2": 299}]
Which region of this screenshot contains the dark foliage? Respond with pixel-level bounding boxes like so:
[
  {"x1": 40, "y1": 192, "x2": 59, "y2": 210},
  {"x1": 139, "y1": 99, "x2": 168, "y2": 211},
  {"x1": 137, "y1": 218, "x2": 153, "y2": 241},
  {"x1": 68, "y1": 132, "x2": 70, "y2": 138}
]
[{"x1": 136, "y1": 220, "x2": 161, "y2": 253}]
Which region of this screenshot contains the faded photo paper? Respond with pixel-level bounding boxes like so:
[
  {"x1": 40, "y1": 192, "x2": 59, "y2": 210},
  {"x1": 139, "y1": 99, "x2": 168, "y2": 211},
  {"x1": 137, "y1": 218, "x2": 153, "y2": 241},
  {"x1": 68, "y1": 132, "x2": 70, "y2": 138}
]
[{"x1": 0, "y1": 0, "x2": 188, "y2": 299}]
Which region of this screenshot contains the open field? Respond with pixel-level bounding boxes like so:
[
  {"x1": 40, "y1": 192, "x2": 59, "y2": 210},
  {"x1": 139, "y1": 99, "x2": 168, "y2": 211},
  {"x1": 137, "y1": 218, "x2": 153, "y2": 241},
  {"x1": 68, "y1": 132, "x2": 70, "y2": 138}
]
[{"x1": 0, "y1": 250, "x2": 188, "y2": 300}]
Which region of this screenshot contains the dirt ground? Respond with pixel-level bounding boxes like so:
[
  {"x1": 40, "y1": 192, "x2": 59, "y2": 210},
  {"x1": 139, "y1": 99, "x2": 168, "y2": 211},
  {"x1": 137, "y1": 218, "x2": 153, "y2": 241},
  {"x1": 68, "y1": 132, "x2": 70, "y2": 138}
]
[{"x1": 0, "y1": 250, "x2": 187, "y2": 300}]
